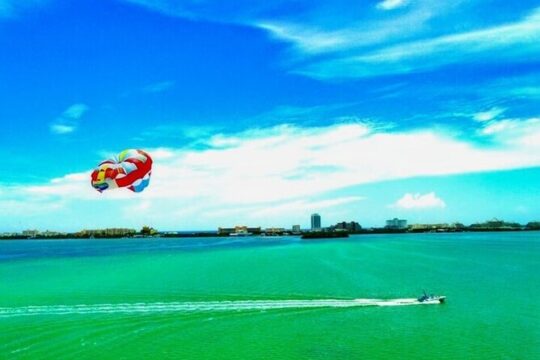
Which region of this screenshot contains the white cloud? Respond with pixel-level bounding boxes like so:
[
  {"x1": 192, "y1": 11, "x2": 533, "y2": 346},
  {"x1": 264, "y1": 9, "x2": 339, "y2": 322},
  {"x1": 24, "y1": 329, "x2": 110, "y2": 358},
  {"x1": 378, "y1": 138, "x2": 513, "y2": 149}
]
[
  {"x1": 479, "y1": 117, "x2": 540, "y2": 146},
  {"x1": 150, "y1": 148, "x2": 176, "y2": 159},
  {"x1": 473, "y1": 107, "x2": 506, "y2": 122},
  {"x1": 377, "y1": 0, "x2": 408, "y2": 11},
  {"x1": 481, "y1": 119, "x2": 516, "y2": 135},
  {"x1": 24, "y1": 121, "x2": 540, "y2": 201},
  {"x1": 520, "y1": 130, "x2": 540, "y2": 147},
  {"x1": 391, "y1": 192, "x2": 446, "y2": 209},
  {"x1": 6, "y1": 117, "x2": 540, "y2": 229},
  {"x1": 24, "y1": 172, "x2": 96, "y2": 198},
  {"x1": 0, "y1": 199, "x2": 63, "y2": 216},
  {"x1": 50, "y1": 124, "x2": 76, "y2": 134},
  {"x1": 50, "y1": 103, "x2": 89, "y2": 135}
]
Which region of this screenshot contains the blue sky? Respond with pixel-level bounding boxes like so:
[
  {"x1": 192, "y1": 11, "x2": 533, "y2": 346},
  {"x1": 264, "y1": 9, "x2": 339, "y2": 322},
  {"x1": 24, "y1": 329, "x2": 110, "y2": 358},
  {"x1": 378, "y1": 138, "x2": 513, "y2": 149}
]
[{"x1": 0, "y1": 0, "x2": 539, "y2": 231}]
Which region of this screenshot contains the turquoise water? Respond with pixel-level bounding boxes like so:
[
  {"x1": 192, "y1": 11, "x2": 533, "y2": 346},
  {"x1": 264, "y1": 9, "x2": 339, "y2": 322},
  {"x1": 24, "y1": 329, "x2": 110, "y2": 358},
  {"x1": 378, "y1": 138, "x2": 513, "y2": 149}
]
[{"x1": 0, "y1": 232, "x2": 539, "y2": 359}]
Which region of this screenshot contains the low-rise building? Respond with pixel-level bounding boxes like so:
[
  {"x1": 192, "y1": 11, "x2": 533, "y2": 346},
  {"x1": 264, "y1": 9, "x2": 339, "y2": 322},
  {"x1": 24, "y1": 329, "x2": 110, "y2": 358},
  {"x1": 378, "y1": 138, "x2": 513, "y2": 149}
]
[
  {"x1": 218, "y1": 226, "x2": 261, "y2": 236},
  {"x1": 22, "y1": 230, "x2": 40, "y2": 237},
  {"x1": 0, "y1": 232, "x2": 18, "y2": 237},
  {"x1": 264, "y1": 228, "x2": 286, "y2": 236},
  {"x1": 332, "y1": 221, "x2": 362, "y2": 232},
  {"x1": 409, "y1": 223, "x2": 466, "y2": 232},
  {"x1": 78, "y1": 228, "x2": 137, "y2": 237},
  {"x1": 41, "y1": 230, "x2": 66, "y2": 237}
]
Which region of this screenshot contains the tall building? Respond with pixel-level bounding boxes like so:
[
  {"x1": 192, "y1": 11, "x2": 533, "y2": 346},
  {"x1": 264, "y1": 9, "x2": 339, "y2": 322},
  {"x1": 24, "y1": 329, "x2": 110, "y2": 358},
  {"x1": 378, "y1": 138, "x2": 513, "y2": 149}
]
[
  {"x1": 292, "y1": 225, "x2": 301, "y2": 233},
  {"x1": 311, "y1": 213, "x2": 322, "y2": 230},
  {"x1": 385, "y1": 218, "x2": 407, "y2": 229}
]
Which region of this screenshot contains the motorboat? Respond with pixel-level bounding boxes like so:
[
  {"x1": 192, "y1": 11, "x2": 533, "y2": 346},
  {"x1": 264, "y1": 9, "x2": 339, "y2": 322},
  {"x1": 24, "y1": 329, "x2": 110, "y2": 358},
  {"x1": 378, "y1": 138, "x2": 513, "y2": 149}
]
[{"x1": 417, "y1": 291, "x2": 446, "y2": 304}]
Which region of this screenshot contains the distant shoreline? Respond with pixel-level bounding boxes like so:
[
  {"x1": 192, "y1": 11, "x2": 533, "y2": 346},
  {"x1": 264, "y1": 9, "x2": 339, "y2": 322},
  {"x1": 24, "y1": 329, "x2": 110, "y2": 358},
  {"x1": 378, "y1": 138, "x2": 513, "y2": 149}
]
[{"x1": 1, "y1": 228, "x2": 539, "y2": 241}]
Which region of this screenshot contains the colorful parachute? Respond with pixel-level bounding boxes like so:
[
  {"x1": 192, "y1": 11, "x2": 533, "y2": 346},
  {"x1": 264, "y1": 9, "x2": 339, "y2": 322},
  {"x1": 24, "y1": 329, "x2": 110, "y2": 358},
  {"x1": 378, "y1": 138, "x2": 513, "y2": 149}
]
[{"x1": 91, "y1": 149, "x2": 153, "y2": 193}]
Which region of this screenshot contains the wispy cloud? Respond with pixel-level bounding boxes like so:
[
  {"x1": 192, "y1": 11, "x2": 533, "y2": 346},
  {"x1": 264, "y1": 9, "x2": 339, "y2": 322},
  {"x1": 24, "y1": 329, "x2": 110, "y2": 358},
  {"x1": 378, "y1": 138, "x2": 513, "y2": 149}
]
[
  {"x1": 119, "y1": 0, "x2": 211, "y2": 20},
  {"x1": 377, "y1": 0, "x2": 409, "y2": 11},
  {"x1": 117, "y1": 1, "x2": 540, "y2": 80},
  {"x1": 119, "y1": 0, "x2": 298, "y2": 23},
  {"x1": 391, "y1": 192, "x2": 446, "y2": 209},
  {"x1": 487, "y1": 73, "x2": 540, "y2": 101},
  {"x1": 249, "y1": 196, "x2": 365, "y2": 218},
  {"x1": 258, "y1": 5, "x2": 438, "y2": 55},
  {"x1": 121, "y1": 0, "x2": 457, "y2": 56},
  {"x1": 301, "y1": 8, "x2": 540, "y2": 79},
  {"x1": 473, "y1": 107, "x2": 506, "y2": 122},
  {"x1": 0, "y1": 0, "x2": 48, "y2": 18},
  {"x1": 136, "y1": 124, "x2": 220, "y2": 143},
  {"x1": 0, "y1": 1, "x2": 12, "y2": 17},
  {"x1": 63, "y1": 103, "x2": 88, "y2": 119},
  {"x1": 143, "y1": 80, "x2": 175, "y2": 93},
  {"x1": 49, "y1": 103, "x2": 88, "y2": 135}
]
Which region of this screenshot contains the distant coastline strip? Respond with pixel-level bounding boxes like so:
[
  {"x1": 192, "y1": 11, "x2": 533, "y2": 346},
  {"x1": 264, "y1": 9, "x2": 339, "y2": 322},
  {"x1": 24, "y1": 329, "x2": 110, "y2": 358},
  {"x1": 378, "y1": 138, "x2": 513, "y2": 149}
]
[{"x1": 0, "y1": 299, "x2": 432, "y2": 317}]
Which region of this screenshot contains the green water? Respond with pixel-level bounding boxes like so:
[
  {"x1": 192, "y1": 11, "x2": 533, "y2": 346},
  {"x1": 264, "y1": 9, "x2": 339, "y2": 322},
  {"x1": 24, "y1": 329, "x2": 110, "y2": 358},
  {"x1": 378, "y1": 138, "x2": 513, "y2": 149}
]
[{"x1": 0, "y1": 233, "x2": 538, "y2": 359}]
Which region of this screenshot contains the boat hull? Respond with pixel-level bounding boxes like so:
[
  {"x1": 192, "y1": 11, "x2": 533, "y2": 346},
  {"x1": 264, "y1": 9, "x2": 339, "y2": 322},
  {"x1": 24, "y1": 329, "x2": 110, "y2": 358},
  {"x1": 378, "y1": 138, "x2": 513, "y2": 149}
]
[{"x1": 417, "y1": 296, "x2": 446, "y2": 304}]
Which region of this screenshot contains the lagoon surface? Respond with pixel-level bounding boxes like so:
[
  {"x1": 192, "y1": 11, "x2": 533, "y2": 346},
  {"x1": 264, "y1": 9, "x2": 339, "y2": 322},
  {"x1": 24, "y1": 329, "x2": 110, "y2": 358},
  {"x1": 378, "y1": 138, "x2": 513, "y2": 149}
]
[{"x1": 1, "y1": 233, "x2": 539, "y2": 359}]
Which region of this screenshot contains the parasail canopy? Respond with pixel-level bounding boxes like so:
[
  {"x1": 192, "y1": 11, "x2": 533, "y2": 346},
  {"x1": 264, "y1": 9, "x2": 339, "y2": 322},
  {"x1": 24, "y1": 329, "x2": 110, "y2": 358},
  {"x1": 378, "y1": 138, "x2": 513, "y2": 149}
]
[{"x1": 91, "y1": 149, "x2": 153, "y2": 193}]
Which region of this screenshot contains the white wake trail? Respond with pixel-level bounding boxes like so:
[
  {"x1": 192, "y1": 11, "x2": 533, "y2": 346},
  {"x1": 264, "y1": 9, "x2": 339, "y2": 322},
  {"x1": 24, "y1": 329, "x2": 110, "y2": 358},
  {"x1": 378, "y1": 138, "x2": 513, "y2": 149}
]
[{"x1": 0, "y1": 298, "x2": 437, "y2": 317}]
